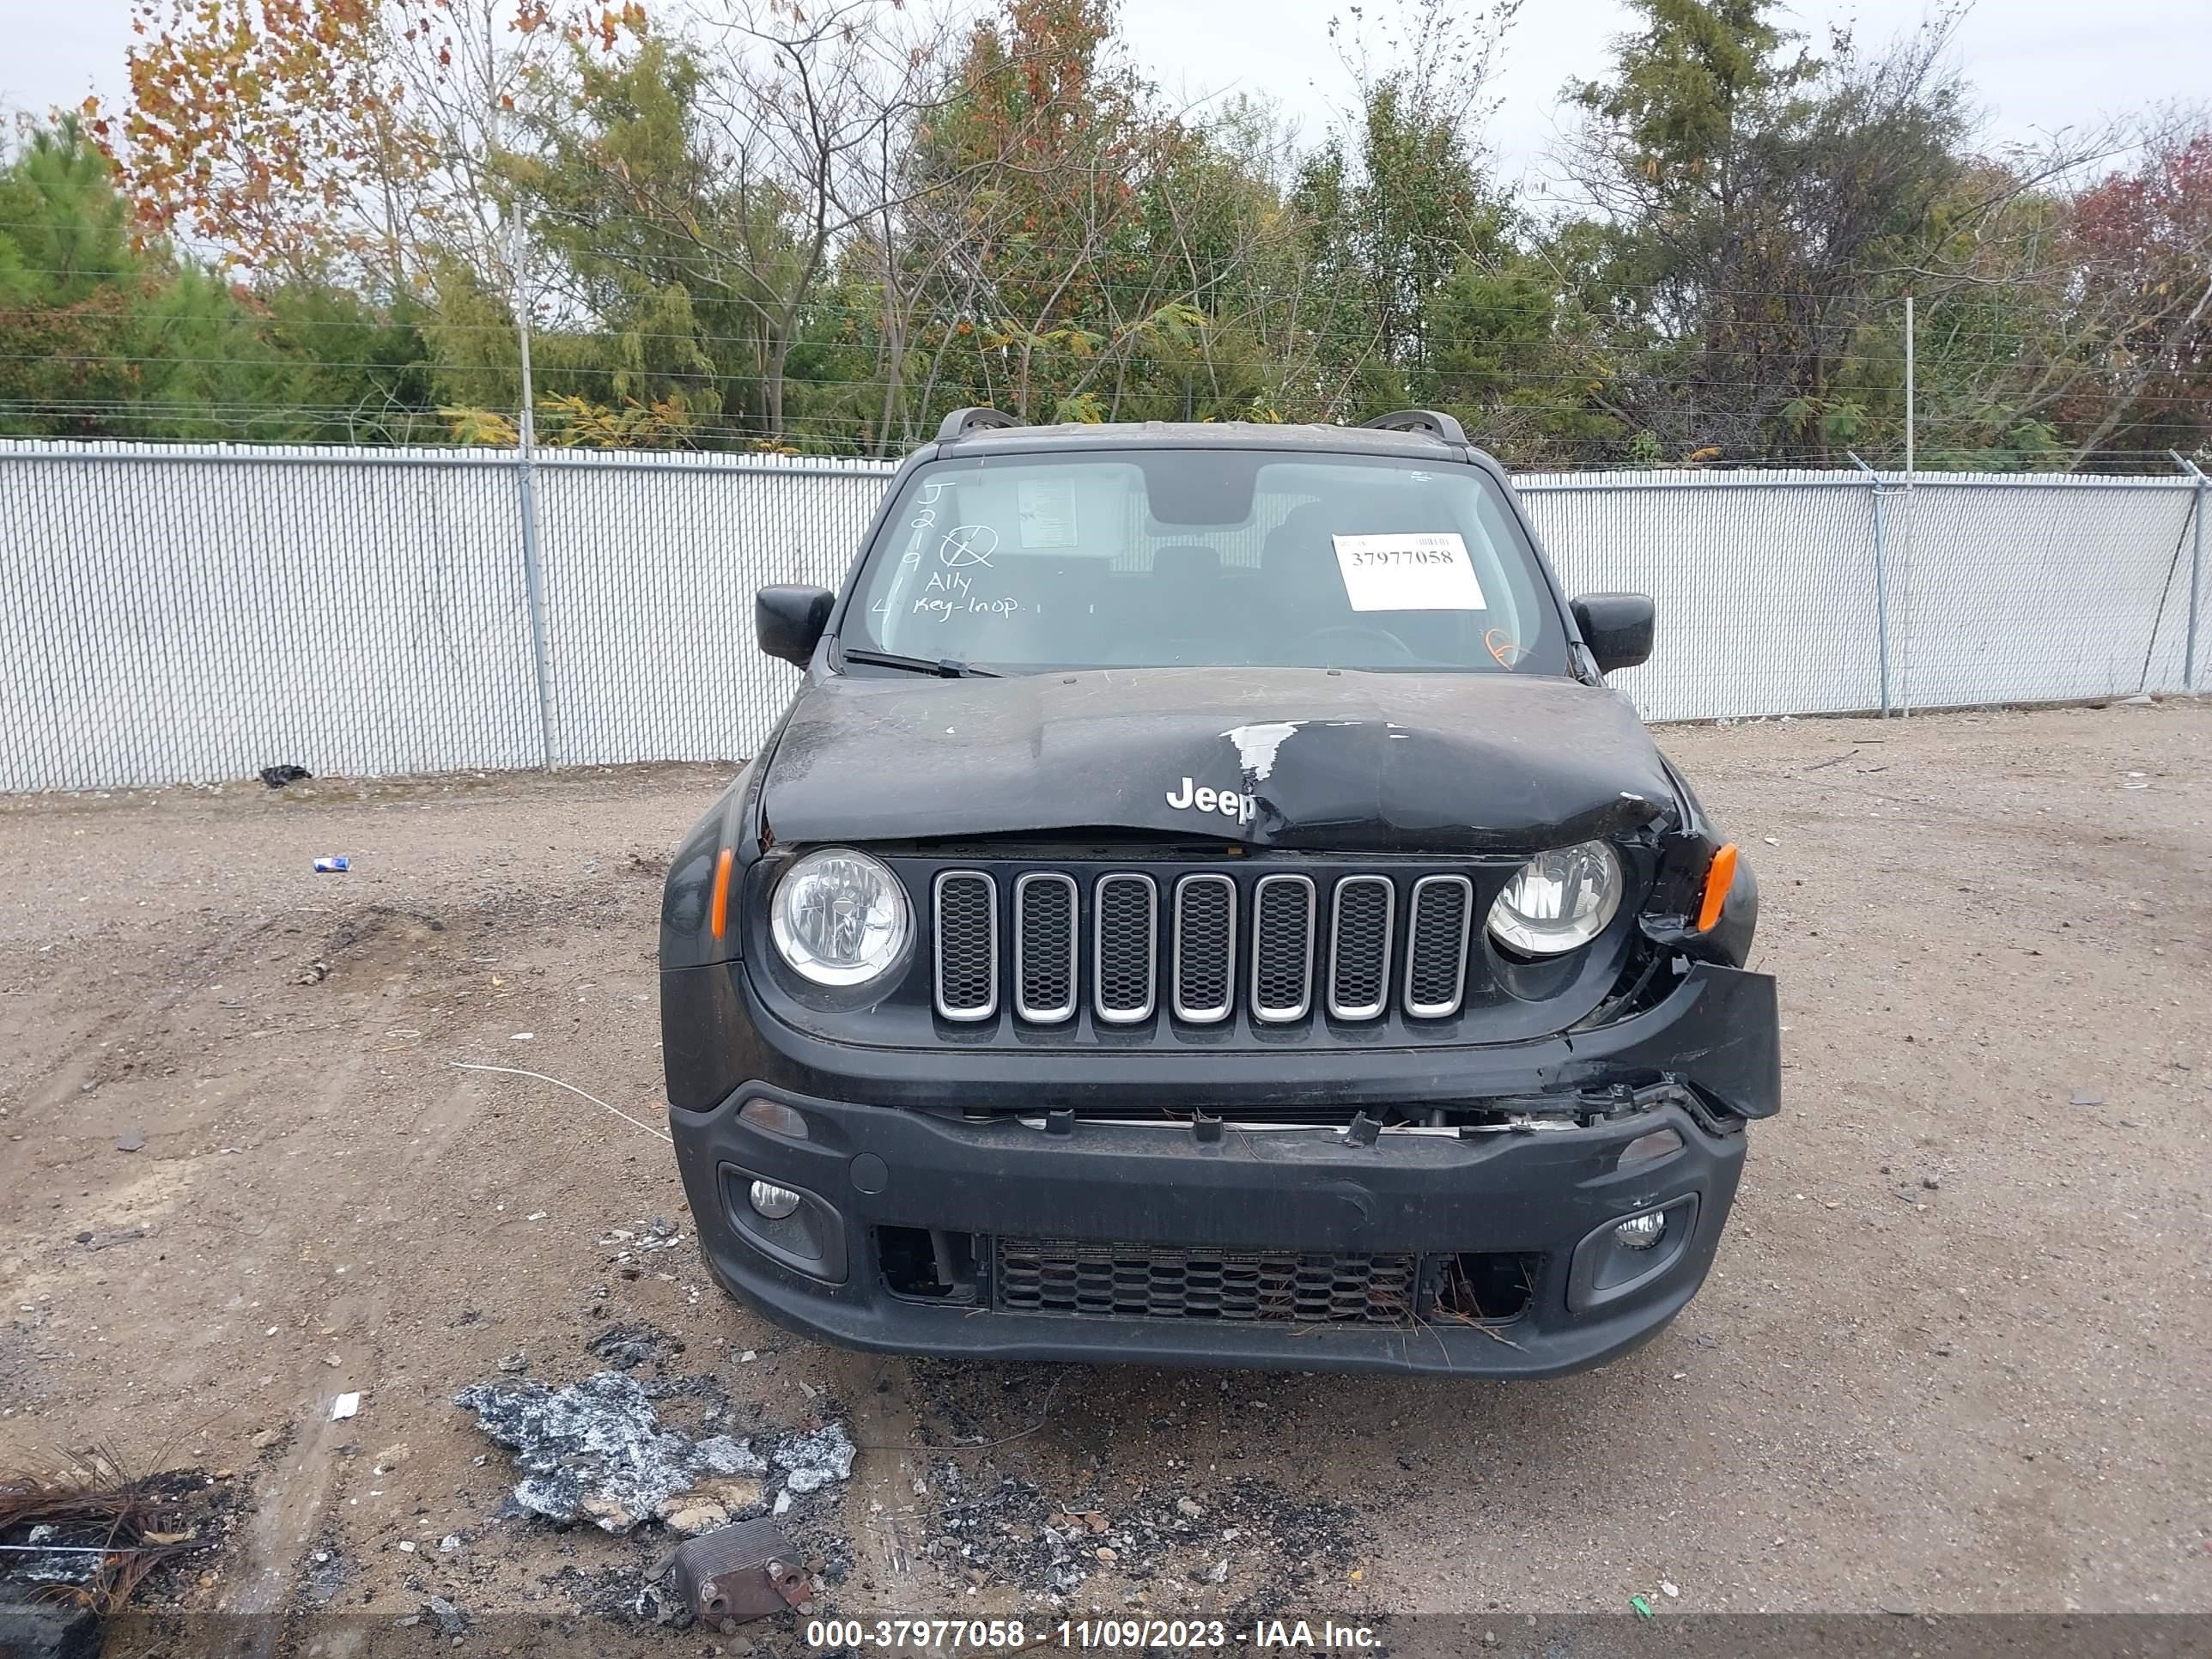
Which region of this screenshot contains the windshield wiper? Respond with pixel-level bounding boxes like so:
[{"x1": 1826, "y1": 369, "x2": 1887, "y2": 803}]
[{"x1": 836, "y1": 646, "x2": 1002, "y2": 679}]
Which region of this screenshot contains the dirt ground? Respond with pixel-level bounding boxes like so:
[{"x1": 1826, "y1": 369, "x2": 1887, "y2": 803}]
[{"x1": 3, "y1": 701, "x2": 2209, "y2": 1645}]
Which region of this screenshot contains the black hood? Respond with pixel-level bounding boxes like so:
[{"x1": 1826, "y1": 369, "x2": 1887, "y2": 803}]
[{"x1": 758, "y1": 668, "x2": 1679, "y2": 854}]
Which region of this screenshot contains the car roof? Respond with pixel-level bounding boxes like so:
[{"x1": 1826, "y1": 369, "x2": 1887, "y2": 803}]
[{"x1": 930, "y1": 418, "x2": 1510, "y2": 477}]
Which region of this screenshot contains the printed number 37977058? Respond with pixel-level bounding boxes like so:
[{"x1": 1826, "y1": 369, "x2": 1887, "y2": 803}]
[{"x1": 1330, "y1": 532, "x2": 1486, "y2": 611}]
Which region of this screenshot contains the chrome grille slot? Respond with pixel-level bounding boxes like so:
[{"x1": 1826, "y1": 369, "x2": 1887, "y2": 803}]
[
  {"x1": 1249, "y1": 873, "x2": 1316, "y2": 1021},
  {"x1": 1403, "y1": 874, "x2": 1474, "y2": 1017},
  {"x1": 932, "y1": 871, "x2": 998, "y2": 1021},
  {"x1": 1327, "y1": 875, "x2": 1395, "y2": 1020},
  {"x1": 1171, "y1": 874, "x2": 1237, "y2": 1023},
  {"x1": 1013, "y1": 872, "x2": 1077, "y2": 1023},
  {"x1": 1092, "y1": 873, "x2": 1158, "y2": 1023}
]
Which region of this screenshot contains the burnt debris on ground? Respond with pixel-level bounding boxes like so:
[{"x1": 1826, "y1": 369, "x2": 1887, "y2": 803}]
[
  {"x1": 586, "y1": 1322, "x2": 684, "y2": 1373},
  {"x1": 454, "y1": 1370, "x2": 854, "y2": 1536},
  {"x1": 925, "y1": 1461, "x2": 1361, "y2": 1610},
  {"x1": 867, "y1": 1361, "x2": 1372, "y2": 1613},
  {"x1": 0, "y1": 1462, "x2": 238, "y2": 1621}
]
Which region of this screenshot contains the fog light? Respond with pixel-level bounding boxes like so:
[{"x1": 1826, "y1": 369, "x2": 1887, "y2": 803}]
[
  {"x1": 1613, "y1": 1210, "x2": 1667, "y2": 1250},
  {"x1": 748, "y1": 1180, "x2": 802, "y2": 1220}
]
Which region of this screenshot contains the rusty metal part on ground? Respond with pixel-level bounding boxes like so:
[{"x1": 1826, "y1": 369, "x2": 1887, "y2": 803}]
[{"x1": 667, "y1": 1520, "x2": 810, "y2": 1628}]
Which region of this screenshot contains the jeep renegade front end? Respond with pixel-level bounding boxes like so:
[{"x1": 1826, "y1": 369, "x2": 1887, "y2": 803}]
[{"x1": 659, "y1": 410, "x2": 1778, "y2": 1376}]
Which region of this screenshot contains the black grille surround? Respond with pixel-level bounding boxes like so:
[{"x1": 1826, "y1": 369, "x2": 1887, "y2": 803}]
[
  {"x1": 744, "y1": 847, "x2": 1653, "y2": 1051},
  {"x1": 898, "y1": 848, "x2": 1644, "y2": 1042}
]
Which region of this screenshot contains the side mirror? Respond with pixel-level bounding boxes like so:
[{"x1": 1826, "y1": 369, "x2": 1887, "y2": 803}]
[
  {"x1": 1571, "y1": 592, "x2": 1655, "y2": 675},
  {"x1": 756, "y1": 585, "x2": 834, "y2": 666}
]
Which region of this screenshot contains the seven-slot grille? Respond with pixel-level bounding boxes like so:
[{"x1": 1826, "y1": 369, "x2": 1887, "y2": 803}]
[{"x1": 931, "y1": 866, "x2": 1483, "y2": 1026}]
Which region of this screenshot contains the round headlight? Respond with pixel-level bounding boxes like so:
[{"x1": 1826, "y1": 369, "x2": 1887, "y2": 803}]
[
  {"x1": 770, "y1": 848, "x2": 911, "y2": 987},
  {"x1": 1487, "y1": 840, "x2": 1624, "y2": 957}
]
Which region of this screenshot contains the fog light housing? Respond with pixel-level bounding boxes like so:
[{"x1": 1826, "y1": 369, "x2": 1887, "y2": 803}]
[
  {"x1": 1570, "y1": 1194, "x2": 1698, "y2": 1313},
  {"x1": 1613, "y1": 1209, "x2": 1668, "y2": 1250},
  {"x1": 748, "y1": 1180, "x2": 802, "y2": 1220}
]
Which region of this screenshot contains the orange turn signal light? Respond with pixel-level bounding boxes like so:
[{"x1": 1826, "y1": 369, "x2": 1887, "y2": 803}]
[
  {"x1": 1696, "y1": 843, "x2": 1738, "y2": 933},
  {"x1": 708, "y1": 847, "x2": 735, "y2": 939}
]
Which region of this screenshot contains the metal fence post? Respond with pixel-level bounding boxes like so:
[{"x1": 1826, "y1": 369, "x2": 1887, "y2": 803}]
[
  {"x1": 512, "y1": 203, "x2": 556, "y2": 768},
  {"x1": 1899, "y1": 299, "x2": 1917, "y2": 719},
  {"x1": 2176, "y1": 452, "x2": 2207, "y2": 692},
  {"x1": 1850, "y1": 453, "x2": 1893, "y2": 716},
  {"x1": 514, "y1": 448, "x2": 555, "y2": 767}
]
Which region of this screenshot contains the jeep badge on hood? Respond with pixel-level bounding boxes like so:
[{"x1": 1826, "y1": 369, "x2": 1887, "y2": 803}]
[{"x1": 1164, "y1": 776, "x2": 1257, "y2": 823}]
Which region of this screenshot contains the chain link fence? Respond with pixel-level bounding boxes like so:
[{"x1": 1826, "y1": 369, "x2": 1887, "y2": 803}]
[{"x1": 1, "y1": 440, "x2": 2203, "y2": 792}]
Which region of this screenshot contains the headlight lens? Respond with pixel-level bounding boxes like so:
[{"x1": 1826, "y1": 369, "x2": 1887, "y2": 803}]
[
  {"x1": 1487, "y1": 840, "x2": 1624, "y2": 956},
  {"x1": 770, "y1": 848, "x2": 910, "y2": 987}
]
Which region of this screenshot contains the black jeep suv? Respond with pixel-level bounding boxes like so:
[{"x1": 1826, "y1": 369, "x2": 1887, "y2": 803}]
[{"x1": 659, "y1": 410, "x2": 1778, "y2": 1376}]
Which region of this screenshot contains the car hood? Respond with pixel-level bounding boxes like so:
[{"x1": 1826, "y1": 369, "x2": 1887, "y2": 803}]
[{"x1": 758, "y1": 667, "x2": 1679, "y2": 854}]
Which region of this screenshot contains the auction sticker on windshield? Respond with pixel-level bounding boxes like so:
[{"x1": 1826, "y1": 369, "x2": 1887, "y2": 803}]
[{"x1": 1331, "y1": 532, "x2": 1486, "y2": 611}]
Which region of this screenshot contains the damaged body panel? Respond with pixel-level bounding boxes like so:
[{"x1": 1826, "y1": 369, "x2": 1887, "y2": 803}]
[
  {"x1": 659, "y1": 411, "x2": 1781, "y2": 1376},
  {"x1": 759, "y1": 669, "x2": 1680, "y2": 854}
]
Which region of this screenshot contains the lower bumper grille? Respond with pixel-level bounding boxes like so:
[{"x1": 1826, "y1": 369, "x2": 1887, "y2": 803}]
[{"x1": 994, "y1": 1237, "x2": 1419, "y2": 1324}]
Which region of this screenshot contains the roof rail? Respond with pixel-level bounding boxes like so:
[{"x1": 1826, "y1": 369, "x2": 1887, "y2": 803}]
[
  {"x1": 935, "y1": 406, "x2": 1024, "y2": 442},
  {"x1": 1361, "y1": 410, "x2": 1468, "y2": 444}
]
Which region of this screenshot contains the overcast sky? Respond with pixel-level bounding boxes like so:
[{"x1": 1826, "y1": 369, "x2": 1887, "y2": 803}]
[{"x1": 4, "y1": 0, "x2": 2204, "y2": 191}]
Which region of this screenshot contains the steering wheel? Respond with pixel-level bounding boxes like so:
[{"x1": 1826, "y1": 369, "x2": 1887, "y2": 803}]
[{"x1": 1299, "y1": 623, "x2": 1419, "y2": 665}]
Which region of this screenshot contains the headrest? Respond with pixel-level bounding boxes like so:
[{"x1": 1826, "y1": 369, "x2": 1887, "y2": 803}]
[{"x1": 1261, "y1": 501, "x2": 1339, "y2": 575}]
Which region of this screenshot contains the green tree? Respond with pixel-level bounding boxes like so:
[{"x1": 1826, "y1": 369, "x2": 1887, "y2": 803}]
[
  {"x1": 1288, "y1": 0, "x2": 1520, "y2": 420},
  {"x1": 512, "y1": 33, "x2": 770, "y2": 434},
  {"x1": 1, "y1": 116, "x2": 444, "y2": 442},
  {"x1": 1564, "y1": 1, "x2": 1975, "y2": 464},
  {"x1": 0, "y1": 118, "x2": 144, "y2": 435},
  {"x1": 1425, "y1": 246, "x2": 1628, "y2": 467}
]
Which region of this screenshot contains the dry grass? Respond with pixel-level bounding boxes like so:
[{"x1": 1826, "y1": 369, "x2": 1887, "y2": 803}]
[{"x1": 0, "y1": 1449, "x2": 205, "y2": 1616}]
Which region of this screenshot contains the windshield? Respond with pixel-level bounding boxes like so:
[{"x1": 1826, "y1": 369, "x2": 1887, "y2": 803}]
[{"x1": 842, "y1": 449, "x2": 1566, "y2": 674}]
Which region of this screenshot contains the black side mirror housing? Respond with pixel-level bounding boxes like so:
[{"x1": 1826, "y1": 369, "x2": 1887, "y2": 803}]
[
  {"x1": 1571, "y1": 592, "x2": 1656, "y2": 675},
  {"x1": 757, "y1": 585, "x2": 834, "y2": 666}
]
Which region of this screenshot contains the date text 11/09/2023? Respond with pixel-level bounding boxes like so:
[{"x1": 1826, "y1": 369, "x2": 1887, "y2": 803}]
[{"x1": 804, "y1": 1619, "x2": 1382, "y2": 1650}]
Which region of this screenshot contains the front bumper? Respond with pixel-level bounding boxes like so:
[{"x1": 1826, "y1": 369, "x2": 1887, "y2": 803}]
[{"x1": 664, "y1": 962, "x2": 1778, "y2": 1377}]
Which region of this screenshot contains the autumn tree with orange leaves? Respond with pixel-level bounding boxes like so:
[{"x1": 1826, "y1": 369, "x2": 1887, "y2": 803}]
[
  {"x1": 97, "y1": 0, "x2": 637, "y2": 294},
  {"x1": 6, "y1": 0, "x2": 2206, "y2": 464}
]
